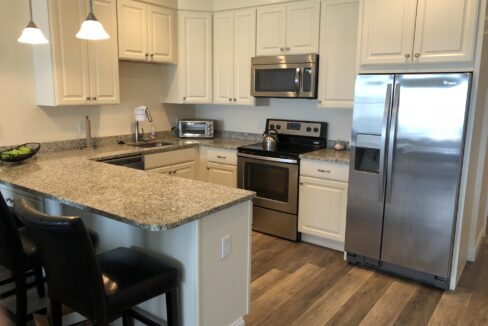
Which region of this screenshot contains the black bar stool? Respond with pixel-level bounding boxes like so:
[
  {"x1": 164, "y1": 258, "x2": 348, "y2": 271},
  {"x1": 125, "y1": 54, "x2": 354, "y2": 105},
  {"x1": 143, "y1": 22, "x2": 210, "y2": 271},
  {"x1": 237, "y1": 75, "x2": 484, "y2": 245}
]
[
  {"x1": 0, "y1": 194, "x2": 46, "y2": 326},
  {"x1": 15, "y1": 198, "x2": 180, "y2": 326}
]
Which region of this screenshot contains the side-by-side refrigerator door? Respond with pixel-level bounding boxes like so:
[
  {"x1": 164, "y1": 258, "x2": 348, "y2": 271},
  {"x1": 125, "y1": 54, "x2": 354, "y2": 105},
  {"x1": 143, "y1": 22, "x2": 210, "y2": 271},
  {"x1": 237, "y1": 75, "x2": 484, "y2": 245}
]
[
  {"x1": 381, "y1": 73, "x2": 471, "y2": 281},
  {"x1": 345, "y1": 74, "x2": 394, "y2": 261}
]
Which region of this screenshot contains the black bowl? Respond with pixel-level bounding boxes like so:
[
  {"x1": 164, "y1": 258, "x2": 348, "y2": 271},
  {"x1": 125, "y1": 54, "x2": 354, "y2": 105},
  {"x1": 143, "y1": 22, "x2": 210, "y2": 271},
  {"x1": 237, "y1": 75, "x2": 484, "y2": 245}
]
[{"x1": 0, "y1": 143, "x2": 41, "y2": 163}]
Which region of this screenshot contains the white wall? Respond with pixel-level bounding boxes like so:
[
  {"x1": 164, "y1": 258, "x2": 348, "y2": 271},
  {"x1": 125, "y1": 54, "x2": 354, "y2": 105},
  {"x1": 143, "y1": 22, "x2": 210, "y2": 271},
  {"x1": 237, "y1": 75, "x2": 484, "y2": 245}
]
[
  {"x1": 0, "y1": 0, "x2": 193, "y2": 147},
  {"x1": 195, "y1": 99, "x2": 353, "y2": 141}
]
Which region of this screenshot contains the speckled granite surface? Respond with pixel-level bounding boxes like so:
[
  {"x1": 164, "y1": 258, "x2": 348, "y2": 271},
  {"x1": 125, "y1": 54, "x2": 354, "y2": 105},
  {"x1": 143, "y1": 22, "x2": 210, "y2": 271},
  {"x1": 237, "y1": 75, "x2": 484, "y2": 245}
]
[
  {"x1": 0, "y1": 137, "x2": 256, "y2": 231},
  {"x1": 300, "y1": 149, "x2": 351, "y2": 165}
]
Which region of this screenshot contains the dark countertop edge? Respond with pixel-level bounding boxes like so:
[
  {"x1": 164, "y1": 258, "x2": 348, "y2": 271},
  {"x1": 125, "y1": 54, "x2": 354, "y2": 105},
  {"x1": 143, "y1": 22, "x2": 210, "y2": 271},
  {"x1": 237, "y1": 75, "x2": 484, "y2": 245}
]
[{"x1": 0, "y1": 180, "x2": 256, "y2": 232}]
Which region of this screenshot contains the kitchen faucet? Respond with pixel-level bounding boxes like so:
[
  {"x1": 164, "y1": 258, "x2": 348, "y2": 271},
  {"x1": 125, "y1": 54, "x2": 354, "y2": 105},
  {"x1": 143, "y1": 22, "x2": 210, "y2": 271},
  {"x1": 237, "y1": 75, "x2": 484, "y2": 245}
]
[{"x1": 134, "y1": 106, "x2": 153, "y2": 142}]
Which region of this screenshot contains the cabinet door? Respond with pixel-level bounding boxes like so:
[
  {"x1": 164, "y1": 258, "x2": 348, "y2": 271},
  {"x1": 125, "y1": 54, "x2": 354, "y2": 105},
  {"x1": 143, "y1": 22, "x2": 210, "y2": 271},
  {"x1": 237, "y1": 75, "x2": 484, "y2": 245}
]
[
  {"x1": 173, "y1": 161, "x2": 195, "y2": 179},
  {"x1": 234, "y1": 9, "x2": 256, "y2": 105},
  {"x1": 148, "y1": 165, "x2": 173, "y2": 176},
  {"x1": 413, "y1": 0, "x2": 478, "y2": 64},
  {"x1": 285, "y1": 1, "x2": 321, "y2": 54},
  {"x1": 148, "y1": 5, "x2": 176, "y2": 63},
  {"x1": 298, "y1": 176, "x2": 348, "y2": 243},
  {"x1": 88, "y1": 0, "x2": 119, "y2": 104},
  {"x1": 318, "y1": 0, "x2": 359, "y2": 109},
  {"x1": 358, "y1": 0, "x2": 417, "y2": 66},
  {"x1": 256, "y1": 5, "x2": 287, "y2": 56},
  {"x1": 213, "y1": 12, "x2": 235, "y2": 104},
  {"x1": 206, "y1": 162, "x2": 237, "y2": 188},
  {"x1": 179, "y1": 12, "x2": 213, "y2": 103},
  {"x1": 52, "y1": 0, "x2": 90, "y2": 105},
  {"x1": 117, "y1": 0, "x2": 148, "y2": 61}
]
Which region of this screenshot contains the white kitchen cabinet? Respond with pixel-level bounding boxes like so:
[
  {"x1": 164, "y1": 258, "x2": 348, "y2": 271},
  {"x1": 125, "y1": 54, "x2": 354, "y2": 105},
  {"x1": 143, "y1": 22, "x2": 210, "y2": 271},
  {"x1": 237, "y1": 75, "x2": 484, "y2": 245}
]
[
  {"x1": 206, "y1": 162, "x2": 237, "y2": 188},
  {"x1": 317, "y1": 0, "x2": 359, "y2": 109},
  {"x1": 358, "y1": 0, "x2": 478, "y2": 70},
  {"x1": 33, "y1": 0, "x2": 119, "y2": 106},
  {"x1": 256, "y1": 0, "x2": 320, "y2": 56},
  {"x1": 173, "y1": 161, "x2": 196, "y2": 179},
  {"x1": 213, "y1": 9, "x2": 256, "y2": 105},
  {"x1": 145, "y1": 149, "x2": 196, "y2": 179},
  {"x1": 161, "y1": 11, "x2": 212, "y2": 104},
  {"x1": 299, "y1": 160, "x2": 349, "y2": 251},
  {"x1": 117, "y1": 0, "x2": 176, "y2": 63}
]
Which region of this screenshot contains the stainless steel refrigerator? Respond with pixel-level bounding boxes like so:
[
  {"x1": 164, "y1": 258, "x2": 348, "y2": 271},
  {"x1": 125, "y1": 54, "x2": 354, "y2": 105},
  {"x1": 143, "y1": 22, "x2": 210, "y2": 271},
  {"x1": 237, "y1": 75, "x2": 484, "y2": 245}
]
[{"x1": 345, "y1": 73, "x2": 472, "y2": 289}]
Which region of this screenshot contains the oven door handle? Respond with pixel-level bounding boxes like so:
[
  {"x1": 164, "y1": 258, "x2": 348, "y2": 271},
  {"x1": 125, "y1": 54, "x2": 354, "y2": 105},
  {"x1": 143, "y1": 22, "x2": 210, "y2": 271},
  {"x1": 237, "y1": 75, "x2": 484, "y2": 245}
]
[{"x1": 238, "y1": 153, "x2": 298, "y2": 164}]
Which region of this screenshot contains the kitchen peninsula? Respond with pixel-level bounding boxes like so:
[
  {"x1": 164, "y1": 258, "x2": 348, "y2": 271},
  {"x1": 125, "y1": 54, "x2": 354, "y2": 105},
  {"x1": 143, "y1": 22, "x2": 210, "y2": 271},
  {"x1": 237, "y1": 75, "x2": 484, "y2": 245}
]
[{"x1": 0, "y1": 140, "x2": 255, "y2": 326}]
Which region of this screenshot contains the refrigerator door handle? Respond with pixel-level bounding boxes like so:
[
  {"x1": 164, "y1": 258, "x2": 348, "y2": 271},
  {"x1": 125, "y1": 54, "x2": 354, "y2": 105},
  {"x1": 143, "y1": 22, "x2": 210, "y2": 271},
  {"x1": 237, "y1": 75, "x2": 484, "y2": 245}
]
[
  {"x1": 379, "y1": 84, "x2": 393, "y2": 203},
  {"x1": 386, "y1": 84, "x2": 401, "y2": 203}
]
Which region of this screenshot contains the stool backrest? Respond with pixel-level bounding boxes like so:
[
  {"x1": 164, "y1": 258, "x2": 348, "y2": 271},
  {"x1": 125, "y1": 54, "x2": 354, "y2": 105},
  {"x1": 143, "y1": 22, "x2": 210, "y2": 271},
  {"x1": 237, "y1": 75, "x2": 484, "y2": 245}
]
[
  {"x1": 0, "y1": 194, "x2": 25, "y2": 272},
  {"x1": 15, "y1": 199, "x2": 107, "y2": 323}
]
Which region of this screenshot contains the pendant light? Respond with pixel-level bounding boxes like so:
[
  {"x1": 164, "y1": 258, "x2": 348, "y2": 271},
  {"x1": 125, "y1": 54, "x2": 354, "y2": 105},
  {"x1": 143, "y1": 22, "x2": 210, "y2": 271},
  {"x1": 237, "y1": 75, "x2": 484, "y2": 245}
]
[
  {"x1": 17, "y1": 0, "x2": 49, "y2": 44},
  {"x1": 76, "y1": 0, "x2": 110, "y2": 40}
]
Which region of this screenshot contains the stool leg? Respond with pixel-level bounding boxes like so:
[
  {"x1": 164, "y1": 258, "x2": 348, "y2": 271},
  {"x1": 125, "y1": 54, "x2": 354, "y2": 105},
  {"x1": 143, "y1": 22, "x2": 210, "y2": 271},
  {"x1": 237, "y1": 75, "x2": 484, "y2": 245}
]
[
  {"x1": 166, "y1": 288, "x2": 180, "y2": 326},
  {"x1": 122, "y1": 312, "x2": 134, "y2": 326},
  {"x1": 50, "y1": 299, "x2": 62, "y2": 326},
  {"x1": 34, "y1": 267, "x2": 45, "y2": 298},
  {"x1": 15, "y1": 275, "x2": 27, "y2": 326}
]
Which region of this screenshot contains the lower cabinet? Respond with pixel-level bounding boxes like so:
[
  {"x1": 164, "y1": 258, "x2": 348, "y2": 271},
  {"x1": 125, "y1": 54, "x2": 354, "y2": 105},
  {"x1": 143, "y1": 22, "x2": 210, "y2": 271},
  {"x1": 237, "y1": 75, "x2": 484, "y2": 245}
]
[
  {"x1": 145, "y1": 148, "x2": 196, "y2": 179},
  {"x1": 206, "y1": 162, "x2": 237, "y2": 188},
  {"x1": 298, "y1": 161, "x2": 349, "y2": 251}
]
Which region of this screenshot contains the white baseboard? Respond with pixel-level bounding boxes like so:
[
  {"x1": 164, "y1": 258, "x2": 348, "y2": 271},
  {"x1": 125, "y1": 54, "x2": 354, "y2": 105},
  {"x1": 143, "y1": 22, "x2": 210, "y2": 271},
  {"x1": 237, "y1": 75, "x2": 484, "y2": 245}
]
[
  {"x1": 301, "y1": 233, "x2": 344, "y2": 252},
  {"x1": 467, "y1": 227, "x2": 485, "y2": 262},
  {"x1": 230, "y1": 317, "x2": 245, "y2": 326}
]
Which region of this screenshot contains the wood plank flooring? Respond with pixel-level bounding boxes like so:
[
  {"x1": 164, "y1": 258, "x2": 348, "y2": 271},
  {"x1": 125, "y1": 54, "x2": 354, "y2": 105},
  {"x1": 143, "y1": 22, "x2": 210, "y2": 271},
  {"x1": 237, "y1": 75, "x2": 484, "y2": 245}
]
[{"x1": 245, "y1": 231, "x2": 488, "y2": 326}]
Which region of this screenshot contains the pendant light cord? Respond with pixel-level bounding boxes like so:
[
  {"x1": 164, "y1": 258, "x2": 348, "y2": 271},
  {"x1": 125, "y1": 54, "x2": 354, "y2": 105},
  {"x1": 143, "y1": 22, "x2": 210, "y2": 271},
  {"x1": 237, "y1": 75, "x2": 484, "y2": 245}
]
[
  {"x1": 89, "y1": 0, "x2": 93, "y2": 14},
  {"x1": 28, "y1": 0, "x2": 33, "y2": 21}
]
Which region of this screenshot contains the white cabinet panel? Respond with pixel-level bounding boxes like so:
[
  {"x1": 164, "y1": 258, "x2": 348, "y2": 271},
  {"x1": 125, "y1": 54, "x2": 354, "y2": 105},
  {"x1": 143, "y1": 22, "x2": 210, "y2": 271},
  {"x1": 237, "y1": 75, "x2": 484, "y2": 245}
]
[
  {"x1": 173, "y1": 161, "x2": 196, "y2": 179},
  {"x1": 213, "y1": 12, "x2": 235, "y2": 104},
  {"x1": 206, "y1": 162, "x2": 237, "y2": 188},
  {"x1": 413, "y1": 0, "x2": 478, "y2": 64},
  {"x1": 318, "y1": 0, "x2": 358, "y2": 109},
  {"x1": 256, "y1": 5, "x2": 287, "y2": 56},
  {"x1": 149, "y1": 165, "x2": 173, "y2": 175},
  {"x1": 285, "y1": 1, "x2": 321, "y2": 54},
  {"x1": 148, "y1": 5, "x2": 176, "y2": 63},
  {"x1": 299, "y1": 176, "x2": 348, "y2": 244},
  {"x1": 358, "y1": 0, "x2": 417, "y2": 66},
  {"x1": 117, "y1": 0, "x2": 148, "y2": 61}
]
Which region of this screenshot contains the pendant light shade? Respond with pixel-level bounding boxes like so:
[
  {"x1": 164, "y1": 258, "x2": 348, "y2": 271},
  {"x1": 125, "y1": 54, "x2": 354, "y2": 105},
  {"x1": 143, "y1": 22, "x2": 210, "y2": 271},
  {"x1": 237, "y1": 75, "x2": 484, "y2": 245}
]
[
  {"x1": 76, "y1": 1, "x2": 110, "y2": 40},
  {"x1": 18, "y1": 0, "x2": 49, "y2": 44}
]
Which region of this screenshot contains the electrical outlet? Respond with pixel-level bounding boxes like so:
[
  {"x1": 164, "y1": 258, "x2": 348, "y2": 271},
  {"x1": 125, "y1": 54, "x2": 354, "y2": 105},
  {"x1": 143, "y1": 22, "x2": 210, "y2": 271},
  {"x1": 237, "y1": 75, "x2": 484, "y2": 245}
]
[{"x1": 221, "y1": 234, "x2": 231, "y2": 259}]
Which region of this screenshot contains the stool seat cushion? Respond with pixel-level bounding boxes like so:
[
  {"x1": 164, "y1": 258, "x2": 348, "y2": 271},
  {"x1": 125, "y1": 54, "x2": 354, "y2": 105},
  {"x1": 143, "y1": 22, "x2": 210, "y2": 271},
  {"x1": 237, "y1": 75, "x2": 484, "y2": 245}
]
[{"x1": 98, "y1": 247, "x2": 178, "y2": 318}]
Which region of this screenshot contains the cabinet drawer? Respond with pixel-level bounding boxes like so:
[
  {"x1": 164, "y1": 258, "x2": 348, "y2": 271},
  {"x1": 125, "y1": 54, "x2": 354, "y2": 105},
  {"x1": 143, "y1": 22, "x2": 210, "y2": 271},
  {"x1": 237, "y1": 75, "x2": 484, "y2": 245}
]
[
  {"x1": 206, "y1": 148, "x2": 237, "y2": 165},
  {"x1": 300, "y1": 160, "x2": 349, "y2": 182},
  {"x1": 145, "y1": 148, "x2": 196, "y2": 170}
]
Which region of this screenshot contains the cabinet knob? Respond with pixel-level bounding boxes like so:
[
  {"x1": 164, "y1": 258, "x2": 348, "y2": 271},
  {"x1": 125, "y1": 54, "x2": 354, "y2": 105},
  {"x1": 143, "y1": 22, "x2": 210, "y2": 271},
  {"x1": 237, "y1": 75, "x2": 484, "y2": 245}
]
[
  {"x1": 183, "y1": 97, "x2": 186, "y2": 101},
  {"x1": 86, "y1": 97, "x2": 90, "y2": 101},
  {"x1": 280, "y1": 47, "x2": 285, "y2": 52},
  {"x1": 91, "y1": 97, "x2": 97, "y2": 101},
  {"x1": 405, "y1": 53, "x2": 411, "y2": 59},
  {"x1": 414, "y1": 53, "x2": 420, "y2": 58},
  {"x1": 233, "y1": 98, "x2": 237, "y2": 102},
  {"x1": 228, "y1": 98, "x2": 232, "y2": 102},
  {"x1": 150, "y1": 54, "x2": 154, "y2": 58},
  {"x1": 318, "y1": 100, "x2": 322, "y2": 104},
  {"x1": 206, "y1": 167, "x2": 210, "y2": 170},
  {"x1": 285, "y1": 47, "x2": 290, "y2": 51},
  {"x1": 299, "y1": 182, "x2": 304, "y2": 186}
]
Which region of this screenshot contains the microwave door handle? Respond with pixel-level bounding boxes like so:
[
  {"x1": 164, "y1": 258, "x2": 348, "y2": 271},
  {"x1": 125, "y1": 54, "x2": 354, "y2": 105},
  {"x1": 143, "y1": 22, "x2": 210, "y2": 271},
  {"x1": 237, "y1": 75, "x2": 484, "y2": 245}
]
[{"x1": 294, "y1": 68, "x2": 301, "y2": 95}]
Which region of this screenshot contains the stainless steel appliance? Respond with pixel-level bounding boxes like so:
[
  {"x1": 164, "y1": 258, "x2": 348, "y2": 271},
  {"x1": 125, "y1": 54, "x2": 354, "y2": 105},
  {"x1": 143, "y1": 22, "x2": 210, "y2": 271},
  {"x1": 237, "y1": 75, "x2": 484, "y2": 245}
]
[
  {"x1": 345, "y1": 73, "x2": 472, "y2": 289},
  {"x1": 99, "y1": 155, "x2": 145, "y2": 170},
  {"x1": 251, "y1": 54, "x2": 318, "y2": 99},
  {"x1": 238, "y1": 119, "x2": 327, "y2": 241},
  {"x1": 179, "y1": 119, "x2": 214, "y2": 138}
]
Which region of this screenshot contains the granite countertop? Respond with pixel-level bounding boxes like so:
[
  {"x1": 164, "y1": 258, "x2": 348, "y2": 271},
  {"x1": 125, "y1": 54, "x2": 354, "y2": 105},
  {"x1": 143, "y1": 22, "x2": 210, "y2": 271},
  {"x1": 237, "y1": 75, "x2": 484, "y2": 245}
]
[
  {"x1": 300, "y1": 148, "x2": 351, "y2": 165},
  {"x1": 0, "y1": 136, "x2": 256, "y2": 231}
]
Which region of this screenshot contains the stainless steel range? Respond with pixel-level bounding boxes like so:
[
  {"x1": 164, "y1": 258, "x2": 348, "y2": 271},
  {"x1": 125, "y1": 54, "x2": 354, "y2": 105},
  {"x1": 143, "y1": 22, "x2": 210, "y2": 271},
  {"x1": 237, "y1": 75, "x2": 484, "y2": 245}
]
[{"x1": 237, "y1": 119, "x2": 327, "y2": 241}]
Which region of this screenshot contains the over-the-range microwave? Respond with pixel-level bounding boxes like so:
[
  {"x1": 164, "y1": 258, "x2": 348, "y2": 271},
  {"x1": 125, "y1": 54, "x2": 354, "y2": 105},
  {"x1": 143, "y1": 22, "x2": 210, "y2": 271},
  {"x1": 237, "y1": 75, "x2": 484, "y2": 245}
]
[{"x1": 251, "y1": 54, "x2": 319, "y2": 99}]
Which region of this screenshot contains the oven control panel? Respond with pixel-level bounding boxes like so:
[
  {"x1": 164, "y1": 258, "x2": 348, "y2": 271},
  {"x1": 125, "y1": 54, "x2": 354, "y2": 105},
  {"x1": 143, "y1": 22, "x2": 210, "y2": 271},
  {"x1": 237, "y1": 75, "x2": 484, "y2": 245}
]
[{"x1": 267, "y1": 119, "x2": 325, "y2": 138}]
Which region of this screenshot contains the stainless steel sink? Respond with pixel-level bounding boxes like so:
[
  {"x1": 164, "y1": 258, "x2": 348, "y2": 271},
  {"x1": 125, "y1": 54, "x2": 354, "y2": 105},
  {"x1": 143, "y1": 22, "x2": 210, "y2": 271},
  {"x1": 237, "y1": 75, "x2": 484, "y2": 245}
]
[{"x1": 126, "y1": 141, "x2": 173, "y2": 148}]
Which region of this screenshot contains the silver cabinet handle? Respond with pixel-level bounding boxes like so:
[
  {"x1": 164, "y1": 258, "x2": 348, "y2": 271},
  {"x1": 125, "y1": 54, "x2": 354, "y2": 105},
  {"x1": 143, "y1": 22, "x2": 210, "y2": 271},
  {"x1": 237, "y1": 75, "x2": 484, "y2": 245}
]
[
  {"x1": 217, "y1": 155, "x2": 226, "y2": 159},
  {"x1": 317, "y1": 169, "x2": 331, "y2": 173},
  {"x1": 280, "y1": 47, "x2": 285, "y2": 52},
  {"x1": 405, "y1": 54, "x2": 411, "y2": 59},
  {"x1": 414, "y1": 53, "x2": 420, "y2": 58}
]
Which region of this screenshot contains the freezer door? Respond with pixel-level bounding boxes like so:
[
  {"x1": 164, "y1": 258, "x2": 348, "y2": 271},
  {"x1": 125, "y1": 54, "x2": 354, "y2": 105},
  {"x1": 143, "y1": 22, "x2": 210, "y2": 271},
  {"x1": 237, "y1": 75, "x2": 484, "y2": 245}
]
[
  {"x1": 345, "y1": 74, "x2": 394, "y2": 259},
  {"x1": 381, "y1": 73, "x2": 471, "y2": 278}
]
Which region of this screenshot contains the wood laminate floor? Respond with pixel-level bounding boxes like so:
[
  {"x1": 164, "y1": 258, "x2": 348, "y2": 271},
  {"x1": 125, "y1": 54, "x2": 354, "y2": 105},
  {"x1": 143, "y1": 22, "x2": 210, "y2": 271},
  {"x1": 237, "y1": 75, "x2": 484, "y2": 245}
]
[{"x1": 245, "y1": 231, "x2": 488, "y2": 326}]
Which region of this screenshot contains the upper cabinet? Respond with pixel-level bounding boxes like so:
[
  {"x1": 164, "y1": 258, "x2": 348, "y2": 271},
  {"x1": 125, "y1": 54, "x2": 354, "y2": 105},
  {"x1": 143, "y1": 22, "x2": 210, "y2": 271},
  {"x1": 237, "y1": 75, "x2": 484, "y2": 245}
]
[
  {"x1": 161, "y1": 11, "x2": 212, "y2": 104},
  {"x1": 33, "y1": 0, "x2": 119, "y2": 106},
  {"x1": 317, "y1": 0, "x2": 359, "y2": 109},
  {"x1": 358, "y1": 0, "x2": 479, "y2": 71},
  {"x1": 213, "y1": 9, "x2": 256, "y2": 105},
  {"x1": 256, "y1": 1, "x2": 320, "y2": 56},
  {"x1": 117, "y1": 0, "x2": 176, "y2": 63}
]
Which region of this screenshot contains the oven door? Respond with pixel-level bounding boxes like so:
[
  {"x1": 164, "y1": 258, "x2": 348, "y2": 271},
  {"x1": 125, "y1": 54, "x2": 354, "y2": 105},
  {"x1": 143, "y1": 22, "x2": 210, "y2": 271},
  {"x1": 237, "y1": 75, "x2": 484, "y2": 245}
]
[
  {"x1": 238, "y1": 153, "x2": 298, "y2": 214},
  {"x1": 251, "y1": 63, "x2": 317, "y2": 98}
]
